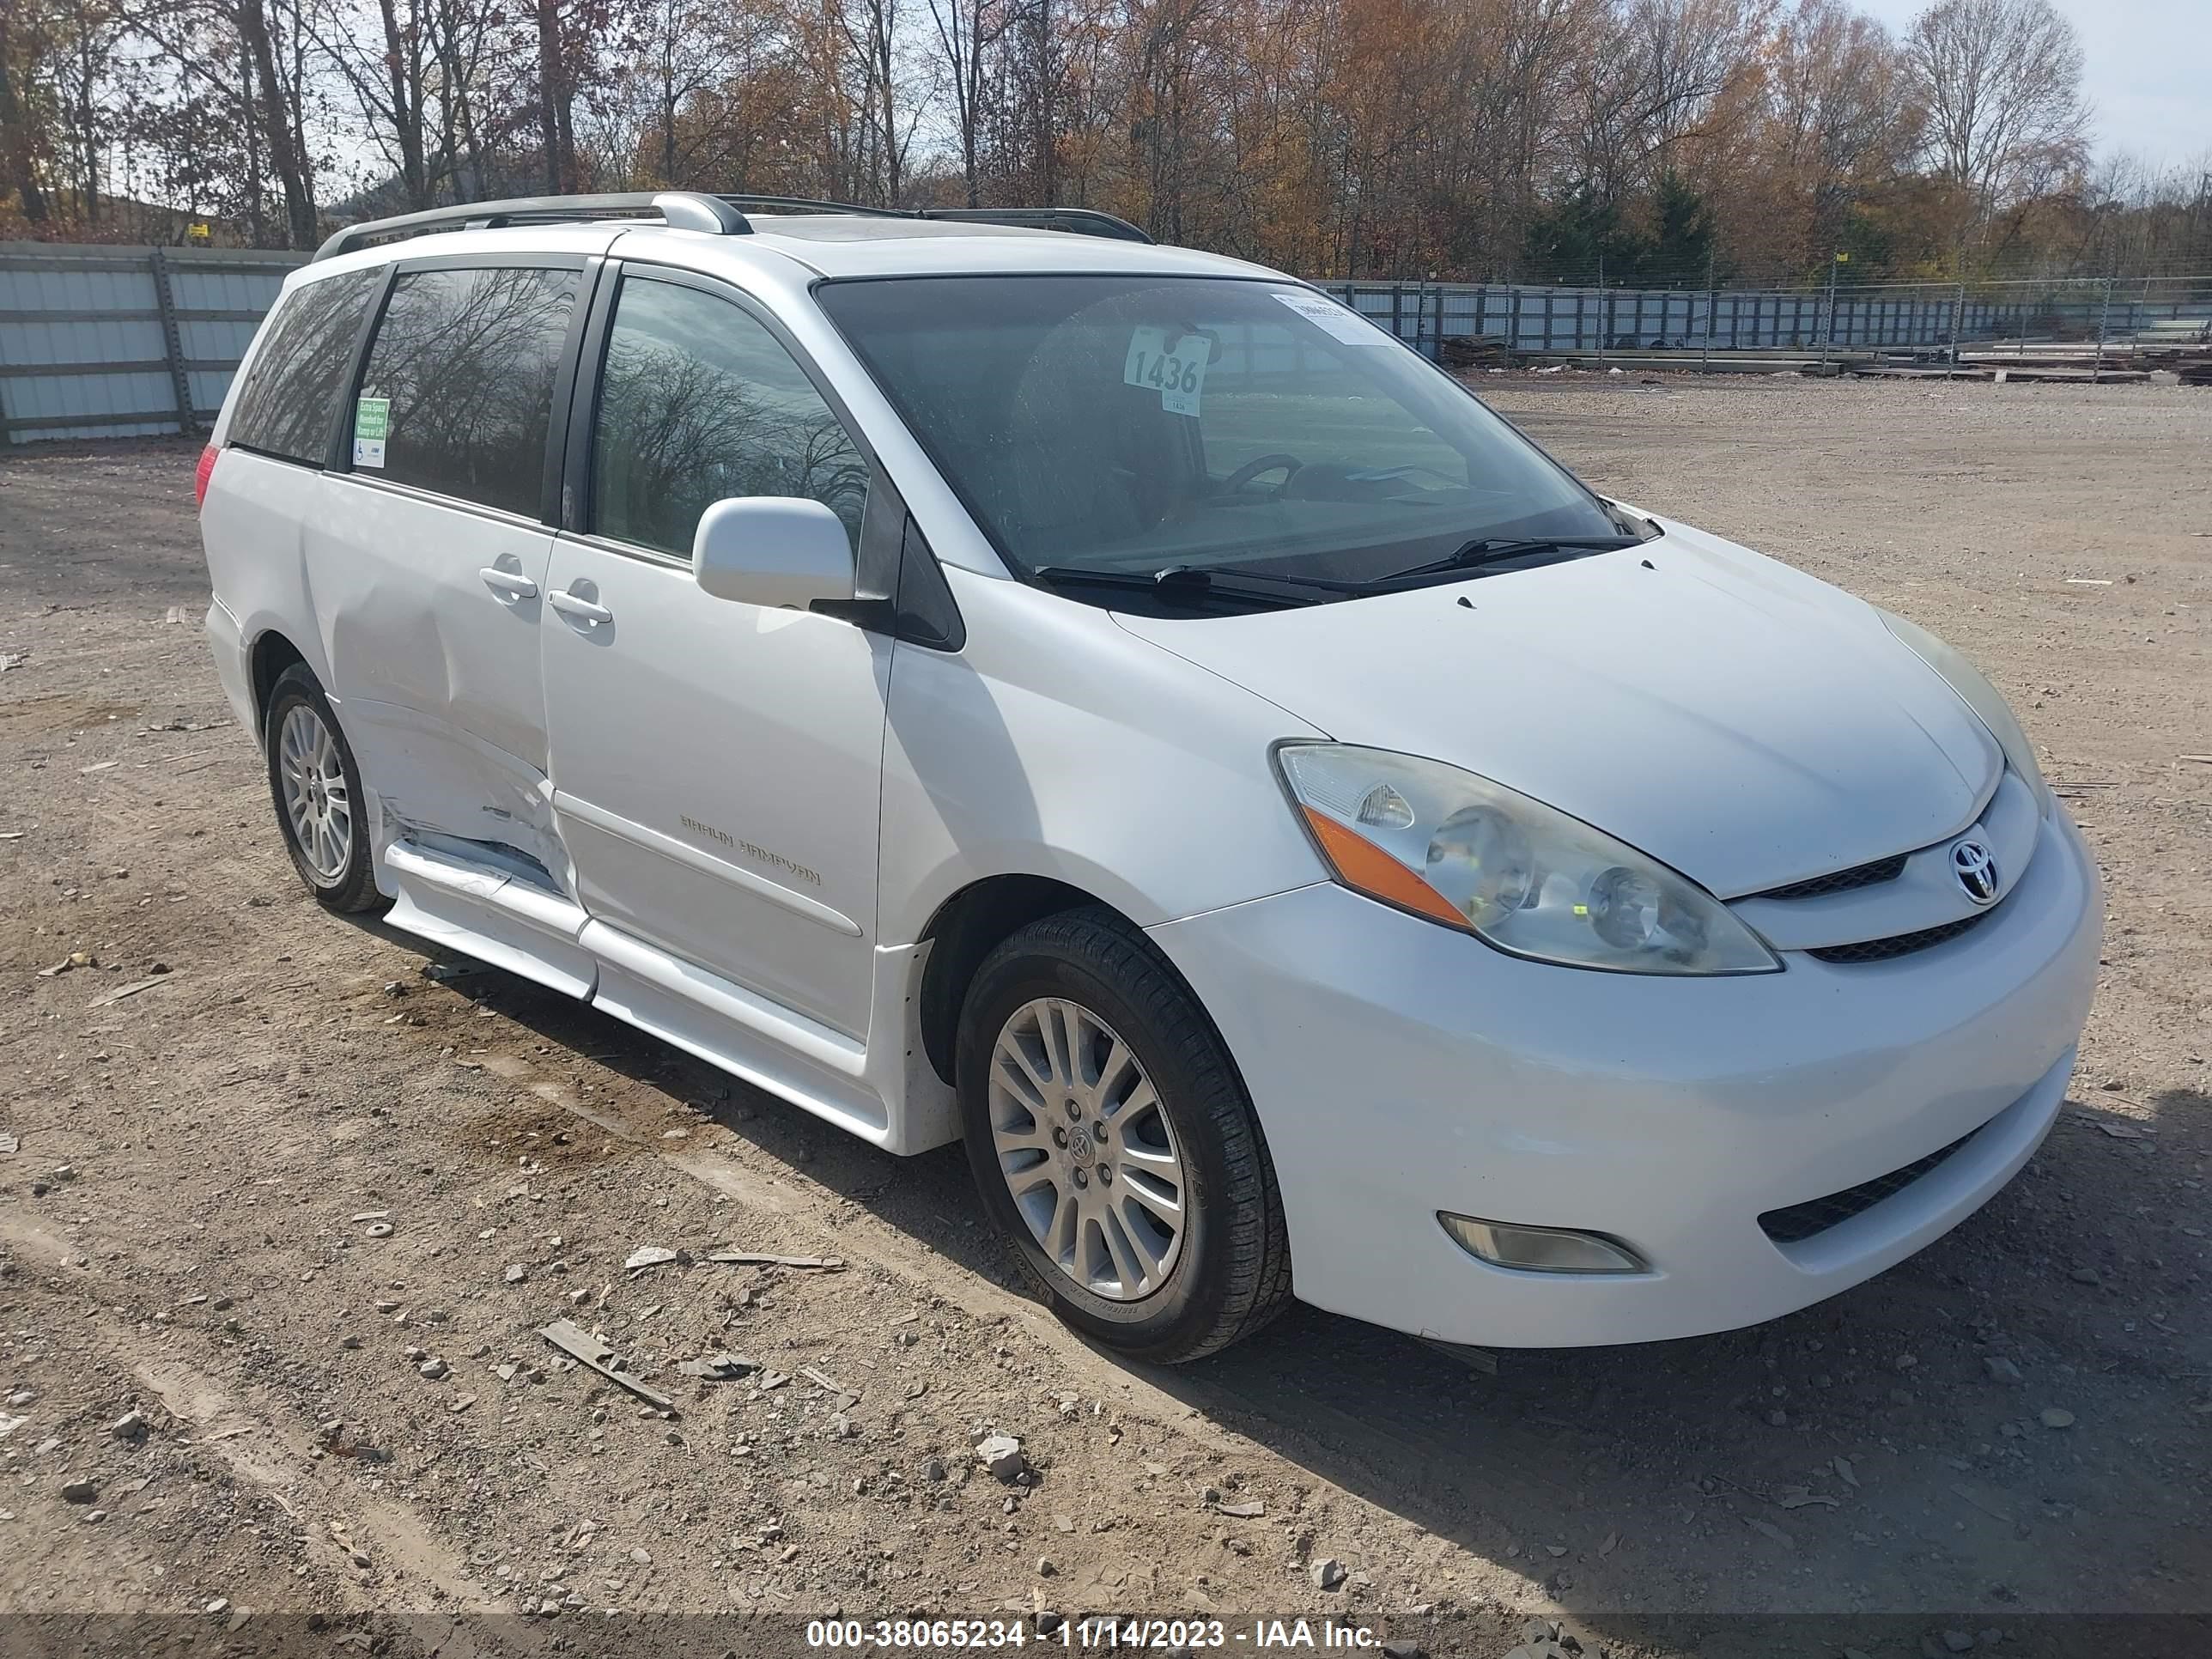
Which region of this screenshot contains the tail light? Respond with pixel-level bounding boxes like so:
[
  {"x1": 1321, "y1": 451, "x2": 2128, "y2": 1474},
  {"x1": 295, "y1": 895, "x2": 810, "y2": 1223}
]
[{"x1": 194, "y1": 444, "x2": 219, "y2": 510}]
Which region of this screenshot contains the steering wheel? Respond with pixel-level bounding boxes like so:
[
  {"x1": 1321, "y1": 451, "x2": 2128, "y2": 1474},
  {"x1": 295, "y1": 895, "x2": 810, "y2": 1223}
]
[{"x1": 1222, "y1": 453, "x2": 1304, "y2": 497}]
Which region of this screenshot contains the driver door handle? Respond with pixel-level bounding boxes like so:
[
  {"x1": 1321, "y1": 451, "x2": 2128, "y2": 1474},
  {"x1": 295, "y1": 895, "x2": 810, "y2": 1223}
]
[
  {"x1": 549, "y1": 588, "x2": 613, "y2": 625},
  {"x1": 479, "y1": 567, "x2": 538, "y2": 599}
]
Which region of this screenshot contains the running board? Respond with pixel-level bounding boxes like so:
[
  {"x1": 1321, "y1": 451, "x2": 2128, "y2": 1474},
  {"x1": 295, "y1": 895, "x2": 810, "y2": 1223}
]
[
  {"x1": 580, "y1": 920, "x2": 892, "y2": 1146},
  {"x1": 381, "y1": 840, "x2": 596, "y2": 999}
]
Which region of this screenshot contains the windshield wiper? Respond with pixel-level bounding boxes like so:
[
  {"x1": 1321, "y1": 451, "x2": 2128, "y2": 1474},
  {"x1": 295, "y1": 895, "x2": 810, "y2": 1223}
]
[
  {"x1": 1030, "y1": 564, "x2": 1360, "y2": 607},
  {"x1": 1377, "y1": 535, "x2": 1646, "y2": 586}
]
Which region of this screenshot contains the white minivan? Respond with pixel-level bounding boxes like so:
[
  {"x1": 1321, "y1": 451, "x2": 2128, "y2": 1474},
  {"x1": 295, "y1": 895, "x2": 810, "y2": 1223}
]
[{"x1": 198, "y1": 191, "x2": 2101, "y2": 1363}]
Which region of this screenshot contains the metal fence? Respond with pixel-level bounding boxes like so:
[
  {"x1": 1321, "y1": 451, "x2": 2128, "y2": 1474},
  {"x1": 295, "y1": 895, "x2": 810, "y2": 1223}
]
[
  {"x1": 1329, "y1": 274, "x2": 2212, "y2": 362},
  {"x1": 5, "y1": 242, "x2": 2209, "y2": 447},
  {"x1": 0, "y1": 243, "x2": 300, "y2": 446}
]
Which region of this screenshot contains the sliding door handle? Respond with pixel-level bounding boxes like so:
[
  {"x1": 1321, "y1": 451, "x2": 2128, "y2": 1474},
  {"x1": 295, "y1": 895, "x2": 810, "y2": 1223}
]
[
  {"x1": 549, "y1": 588, "x2": 613, "y2": 625},
  {"x1": 479, "y1": 567, "x2": 538, "y2": 599}
]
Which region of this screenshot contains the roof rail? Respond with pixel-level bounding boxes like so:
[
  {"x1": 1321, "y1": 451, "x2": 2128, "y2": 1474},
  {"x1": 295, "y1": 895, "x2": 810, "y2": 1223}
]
[
  {"x1": 312, "y1": 190, "x2": 1157, "y2": 263},
  {"x1": 716, "y1": 194, "x2": 911, "y2": 220},
  {"x1": 313, "y1": 191, "x2": 749, "y2": 262},
  {"x1": 921, "y1": 207, "x2": 1153, "y2": 244}
]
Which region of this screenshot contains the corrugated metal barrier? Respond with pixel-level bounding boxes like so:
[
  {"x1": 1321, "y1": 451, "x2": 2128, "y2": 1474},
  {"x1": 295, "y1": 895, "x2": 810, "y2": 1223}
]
[
  {"x1": 0, "y1": 243, "x2": 303, "y2": 445},
  {"x1": 4, "y1": 241, "x2": 2208, "y2": 447}
]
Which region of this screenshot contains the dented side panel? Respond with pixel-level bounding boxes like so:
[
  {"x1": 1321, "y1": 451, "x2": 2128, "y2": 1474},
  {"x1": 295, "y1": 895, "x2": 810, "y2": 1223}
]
[{"x1": 309, "y1": 475, "x2": 567, "y2": 882}]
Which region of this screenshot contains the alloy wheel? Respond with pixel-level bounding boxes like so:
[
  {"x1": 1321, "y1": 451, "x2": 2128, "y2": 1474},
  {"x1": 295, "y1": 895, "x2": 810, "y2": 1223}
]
[
  {"x1": 276, "y1": 702, "x2": 353, "y2": 882},
  {"x1": 988, "y1": 996, "x2": 1188, "y2": 1301}
]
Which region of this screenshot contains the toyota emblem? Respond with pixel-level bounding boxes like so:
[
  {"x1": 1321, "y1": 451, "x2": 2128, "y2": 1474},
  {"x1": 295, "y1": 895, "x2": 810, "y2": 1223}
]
[{"x1": 1951, "y1": 838, "x2": 1999, "y2": 905}]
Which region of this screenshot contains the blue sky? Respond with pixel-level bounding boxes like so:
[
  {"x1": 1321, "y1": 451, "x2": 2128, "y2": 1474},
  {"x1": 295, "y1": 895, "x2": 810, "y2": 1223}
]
[{"x1": 1854, "y1": 0, "x2": 2209, "y2": 169}]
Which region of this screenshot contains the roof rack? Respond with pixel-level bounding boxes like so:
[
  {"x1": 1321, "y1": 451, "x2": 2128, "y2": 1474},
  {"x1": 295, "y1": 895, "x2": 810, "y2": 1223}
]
[
  {"x1": 313, "y1": 191, "x2": 1156, "y2": 263},
  {"x1": 313, "y1": 191, "x2": 748, "y2": 261},
  {"x1": 920, "y1": 207, "x2": 1152, "y2": 244}
]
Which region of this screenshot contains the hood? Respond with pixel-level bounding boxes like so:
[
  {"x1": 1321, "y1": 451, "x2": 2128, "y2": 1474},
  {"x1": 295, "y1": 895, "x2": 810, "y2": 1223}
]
[{"x1": 1115, "y1": 520, "x2": 2001, "y2": 898}]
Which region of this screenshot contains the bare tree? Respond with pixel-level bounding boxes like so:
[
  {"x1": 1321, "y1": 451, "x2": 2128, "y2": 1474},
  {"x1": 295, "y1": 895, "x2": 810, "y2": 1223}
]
[
  {"x1": 1905, "y1": 0, "x2": 2087, "y2": 223},
  {"x1": 926, "y1": 0, "x2": 1011, "y2": 204}
]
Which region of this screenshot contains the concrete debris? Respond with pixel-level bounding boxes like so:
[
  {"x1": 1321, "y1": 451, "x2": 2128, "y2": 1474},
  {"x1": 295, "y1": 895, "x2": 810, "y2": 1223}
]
[
  {"x1": 975, "y1": 1434, "x2": 1026, "y2": 1481},
  {"x1": 1212, "y1": 1499, "x2": 1265, "y2": 1518},
  {"x1": 675, "y1": 1352, "x2": 758, "y2": 1381},
  {"x1": 704, "y1": 1249, "x2": 845, "y2": 1270},
  {"x1": 1310, "y1": 1557, "x2": 1346, "y2": 1590},
  {"x1": 111, "y1": 1411, "x2": 149, "y2": 1443},
  {"x1": 538, "y1": 1319, "x2": 677, "y2": 1413},
  {"x1": 624, "y1": 1247, "x2": 678, "y2": 1272},
  {"x1": 2039, "y1": 1407, "x2": 2075, "y2": 1429}
]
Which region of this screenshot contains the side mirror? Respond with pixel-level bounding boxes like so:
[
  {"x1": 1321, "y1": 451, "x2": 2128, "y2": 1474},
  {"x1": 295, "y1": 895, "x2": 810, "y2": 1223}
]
[{"x1": 692, "y1": 496, "x2": 856, "y2": 611}]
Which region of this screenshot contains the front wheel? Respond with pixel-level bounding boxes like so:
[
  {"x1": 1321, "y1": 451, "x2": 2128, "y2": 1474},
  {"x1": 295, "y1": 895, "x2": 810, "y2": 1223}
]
[
  {"x1": 956, "y1": 907, "x2": 1291, "y2": 1362},
  {"x1": 264, "y1": 663, "x2": 384, "y2": 914}
]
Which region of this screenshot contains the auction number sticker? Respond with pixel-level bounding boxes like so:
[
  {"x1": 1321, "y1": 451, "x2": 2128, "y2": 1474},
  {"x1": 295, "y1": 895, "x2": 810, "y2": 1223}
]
[
  {"x1": 353, "y1": 396, "x2": 390, "y2": 469},
  {"x1": 1123, "y1": 327, "x2": 1209, "y2": 416}
]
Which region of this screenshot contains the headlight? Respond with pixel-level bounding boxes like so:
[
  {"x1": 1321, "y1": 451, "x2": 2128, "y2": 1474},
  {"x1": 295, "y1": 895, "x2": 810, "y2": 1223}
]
[
  {"x1": 1876, "y1": 608, "x2": 2051, "y2": 815},
  {"x1": 1274, "y1": 744, "x2": 1781, "y2": 975}
]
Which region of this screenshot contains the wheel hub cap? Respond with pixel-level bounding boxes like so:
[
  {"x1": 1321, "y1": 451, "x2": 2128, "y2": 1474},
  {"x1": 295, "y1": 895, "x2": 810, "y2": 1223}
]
[
  {"x1": 988, "y1": 997, "x2": 1187, "y2": 1303},
  {"x1": 276, "y1": 703, "x2": 353, "y2": 882}
]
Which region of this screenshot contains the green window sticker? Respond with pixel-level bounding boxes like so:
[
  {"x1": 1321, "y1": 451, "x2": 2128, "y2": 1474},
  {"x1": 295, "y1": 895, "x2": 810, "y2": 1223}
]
[{"x1": 353, "y1": 396, "x2": 390, "y2": 468}]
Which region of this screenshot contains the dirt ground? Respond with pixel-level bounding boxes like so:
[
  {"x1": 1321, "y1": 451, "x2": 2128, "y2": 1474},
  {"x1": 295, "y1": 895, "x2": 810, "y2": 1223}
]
[{"x1": 1, "y1": 375, "x2": 2207, "y2": 1659}]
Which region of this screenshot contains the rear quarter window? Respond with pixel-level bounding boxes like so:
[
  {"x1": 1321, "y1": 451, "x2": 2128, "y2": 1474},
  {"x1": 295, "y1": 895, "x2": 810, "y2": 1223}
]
[
  {"x1": 226, "y1": 269, "x2": 380, "y2": 466},
  {"x1": 353, "y1": 264, "x2": 582, "y2": 518}
]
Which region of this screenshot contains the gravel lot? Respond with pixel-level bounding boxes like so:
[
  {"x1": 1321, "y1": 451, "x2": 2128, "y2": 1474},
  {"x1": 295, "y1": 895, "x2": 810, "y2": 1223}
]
[{"x1": 1, "y1": 376, "x2": 2208, "y2": 1659}]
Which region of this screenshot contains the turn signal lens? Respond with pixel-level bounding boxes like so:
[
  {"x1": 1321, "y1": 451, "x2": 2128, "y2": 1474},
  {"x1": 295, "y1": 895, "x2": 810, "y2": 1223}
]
[
  {"x1": 194, "y1": 444, "x2": 219, "y2": 510},
  {"x1": 1439, "y1": 1212, "x2": 1648, "y2": 1274}
]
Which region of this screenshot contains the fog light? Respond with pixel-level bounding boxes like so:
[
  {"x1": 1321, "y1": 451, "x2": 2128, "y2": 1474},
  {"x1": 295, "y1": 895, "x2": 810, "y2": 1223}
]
[{"x1": 1438, "y1": 1212, "x2": 1647, "y2": 1274}]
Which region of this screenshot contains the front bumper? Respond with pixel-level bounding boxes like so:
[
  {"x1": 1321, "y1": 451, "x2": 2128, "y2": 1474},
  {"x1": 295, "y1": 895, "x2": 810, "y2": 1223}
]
[{"x1": 1147, "y1": 808, "x2": 2102, "y2": 1348}]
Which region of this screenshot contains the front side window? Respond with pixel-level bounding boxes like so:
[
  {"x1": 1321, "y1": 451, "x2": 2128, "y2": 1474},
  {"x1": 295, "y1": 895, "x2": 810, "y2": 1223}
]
[
  {"x1": 590, "y1": 276, "x2": 868, "y2": 560},
  {"x1": 353, "y1": 264, "x2": 580, "y2": 516},
  {"x1": 817, "y1": 275, "x2": 1626, "y2": 599},
  {"x1": 227, "y1": 269, "x2": 380, "y2": 465}
]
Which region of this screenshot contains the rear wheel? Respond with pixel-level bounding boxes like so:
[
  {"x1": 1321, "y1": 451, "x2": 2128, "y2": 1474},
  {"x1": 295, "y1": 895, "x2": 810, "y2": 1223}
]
[
  {"x1": 264, "y1": 664, "x2": 383, "y2": 913},
  {"x1": 957, "y1": 907, "x2": 1291, "y2": 1362}
]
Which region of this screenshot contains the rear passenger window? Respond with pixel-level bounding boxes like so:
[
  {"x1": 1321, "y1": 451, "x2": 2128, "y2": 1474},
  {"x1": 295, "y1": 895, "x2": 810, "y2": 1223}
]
[
  {"x1": 590, "y1": 276, "x2": 868, "y2": 560},
  {"x1": 354, "y1": 264, "x2": 581, "y2": 517},
  {"x1": 227, "y1": 269, "x2": 380, "y2": 466}
]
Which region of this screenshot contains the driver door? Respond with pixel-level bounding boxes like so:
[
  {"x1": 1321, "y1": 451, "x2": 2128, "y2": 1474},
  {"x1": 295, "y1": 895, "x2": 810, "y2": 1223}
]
[{"x1": 540, "y1": 267, "x2": 888, "y2": 1041}]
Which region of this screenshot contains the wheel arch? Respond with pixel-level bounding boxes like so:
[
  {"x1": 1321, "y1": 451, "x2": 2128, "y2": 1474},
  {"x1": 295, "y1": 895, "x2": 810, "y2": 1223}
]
[
  {"x1": 248, "y1": 629, "x2": 310, "y2": 736},
  {"x1": 915, "y1": 874, "x2": 1117, "y2": 1086}
]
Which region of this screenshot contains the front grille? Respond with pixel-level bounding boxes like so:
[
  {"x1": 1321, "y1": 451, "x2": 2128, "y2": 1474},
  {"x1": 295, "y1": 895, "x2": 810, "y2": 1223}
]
[
  {"x1": 1754, "y1": 853, "x2": 1909, "y2": 902},
  {"x1": 1807, "y1": 909, "x2": 1992, "y2": 963},
  {"x1": 1758, "y1": 1127, "x2": 1980, "y2": 1243}
]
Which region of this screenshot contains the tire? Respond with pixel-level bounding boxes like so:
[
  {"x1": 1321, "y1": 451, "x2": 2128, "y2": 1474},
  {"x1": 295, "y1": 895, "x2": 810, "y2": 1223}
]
[
  {"x1": 263, "y1": 663, "x2": 385, "y2": 914},
  {"x1": 956, "y1": 906, "x2": 1291, "y2": 1363}
]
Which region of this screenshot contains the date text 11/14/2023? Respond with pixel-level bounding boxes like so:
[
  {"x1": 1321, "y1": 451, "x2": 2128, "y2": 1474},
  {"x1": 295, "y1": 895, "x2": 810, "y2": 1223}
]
[{"x1": 805, "y1": 1617, "x2": 1397, "y2": 1650}]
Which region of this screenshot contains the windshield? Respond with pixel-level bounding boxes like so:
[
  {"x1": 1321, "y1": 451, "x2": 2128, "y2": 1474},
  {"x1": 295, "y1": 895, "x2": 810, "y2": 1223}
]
[{"x1": 815, "y1": 275, "x2": 1630, "y2": 601}]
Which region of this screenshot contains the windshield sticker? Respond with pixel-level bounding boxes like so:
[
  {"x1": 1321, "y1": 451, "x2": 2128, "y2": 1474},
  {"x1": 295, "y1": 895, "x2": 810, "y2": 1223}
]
[
  {"x1": 1273, "y1": 289, "x2": 1390, "y2": 345},
  {"x1": 1123, "y1": 326, "x2": 1209, "y2": 417},
  {"x1": 352, "y1": 396, "x2": 389, "y2": 469}
]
